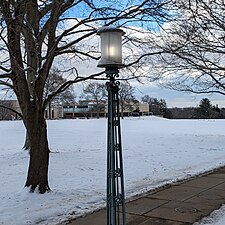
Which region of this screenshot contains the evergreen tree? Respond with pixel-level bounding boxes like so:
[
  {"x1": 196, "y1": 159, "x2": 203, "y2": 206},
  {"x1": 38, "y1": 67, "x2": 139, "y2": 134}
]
[{"x1": 199, "y1": 98, "x2": 212, "y2": 118}]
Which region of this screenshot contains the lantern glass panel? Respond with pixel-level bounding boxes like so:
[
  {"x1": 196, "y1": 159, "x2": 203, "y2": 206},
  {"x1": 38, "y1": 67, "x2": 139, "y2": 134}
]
[{"x1": 98, "y1": 29, "x2": 124, "y2": 68}]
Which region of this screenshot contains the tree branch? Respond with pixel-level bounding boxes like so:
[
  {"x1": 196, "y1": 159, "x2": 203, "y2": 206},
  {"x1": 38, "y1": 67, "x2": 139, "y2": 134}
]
[
  {"x1": 43, "y1": 70, "x2": 105, "y2": 109},
  {"x1": 0, "y1": 65, "x2": 11, "y2": 73},
  {"x1": 0, "y1": 73, "x2": 13, "y2": 78},
  {"x1": 0, "y1": 80, "x2": 14, "y2": 89},
  {"x1": 0, "y1": 104, "x2": 23, "y2": 118},
  {"x1": 124, "y1": 51, "x2": 165, "y2": 67},
  {"x1": 56, "y1": 48, "x2": 100, "y2": 60}
]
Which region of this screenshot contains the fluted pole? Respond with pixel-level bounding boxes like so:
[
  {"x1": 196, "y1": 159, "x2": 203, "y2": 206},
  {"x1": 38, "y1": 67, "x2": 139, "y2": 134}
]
[{"x1": 106, "y1": 68, "x2": 126, "y2": 225}]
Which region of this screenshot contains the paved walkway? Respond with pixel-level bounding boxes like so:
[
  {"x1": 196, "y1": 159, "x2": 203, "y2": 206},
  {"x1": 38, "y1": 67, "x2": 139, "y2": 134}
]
[{"x1": 65, "y1": 166, "x2": 225, "y2": 225}]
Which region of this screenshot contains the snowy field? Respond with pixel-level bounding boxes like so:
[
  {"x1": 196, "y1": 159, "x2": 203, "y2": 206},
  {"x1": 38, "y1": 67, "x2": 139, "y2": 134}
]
[{"x1": 1, "y1": 116, "x2": 225, "y2": 225}]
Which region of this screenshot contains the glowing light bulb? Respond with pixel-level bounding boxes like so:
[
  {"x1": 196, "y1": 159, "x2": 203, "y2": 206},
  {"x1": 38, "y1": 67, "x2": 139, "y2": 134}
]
[{"x1": 109, "y1": 46, "x2": 115, "y2": 58}]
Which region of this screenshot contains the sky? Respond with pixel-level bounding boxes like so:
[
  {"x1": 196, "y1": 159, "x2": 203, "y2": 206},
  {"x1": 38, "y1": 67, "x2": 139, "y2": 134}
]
[
  {"x1": 1, "y1": 1, "x2": 225, "y2": 109},
  {"x1": 1, "y1": 77, "x2": 225, "y2": 108},
  {"x1": 60, "y1": 1, "x2": 225, "y2": 108},
  {"x1": 134, "y1": 84, "x2": 225, "y2": 108},
  {"x1": 54, "y1": 53, "x2": 225, "y2": 108},
  {"x1": 70, "y1": 58, "x2": 225, "y2": 108}
]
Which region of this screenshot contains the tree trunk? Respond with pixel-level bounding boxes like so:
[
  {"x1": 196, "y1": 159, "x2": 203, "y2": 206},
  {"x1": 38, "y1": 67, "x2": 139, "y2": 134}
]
[
  {"x1": 23, "y1": 131, "x2": 30, "y2": 151},
  {"x1": 48, "y1": 101, "x2": 51, "y2": 119},
  {"x1": 121, "y1": 102, "x2": 124, "y2": 119},
  {"x1": 24, "y1": 111, "x2": 51, "y2": 194},
  {"x1": 96, "y1": 101, "x2": 100, "y2": 119}
]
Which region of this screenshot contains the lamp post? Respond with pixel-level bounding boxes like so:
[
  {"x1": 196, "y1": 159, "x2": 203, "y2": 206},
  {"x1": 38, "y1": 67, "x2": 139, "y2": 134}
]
[{"x1": 97, "y1": 27, "x2": 126, "y2": 225}]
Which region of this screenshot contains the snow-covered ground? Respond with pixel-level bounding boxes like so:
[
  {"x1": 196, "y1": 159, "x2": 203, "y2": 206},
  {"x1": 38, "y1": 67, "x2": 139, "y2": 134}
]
[
  {"x1": 1, "y1": 116, "x2": 225, "y2": 225},
  {"x1": 195, "y1": 205, "x2": 225, "y2": 225}
]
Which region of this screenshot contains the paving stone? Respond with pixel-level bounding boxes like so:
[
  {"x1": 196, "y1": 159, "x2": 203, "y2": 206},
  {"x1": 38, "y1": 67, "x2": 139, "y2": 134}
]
[
  {"x1": 195, "y1": 188, "x2": 225, "y2": 201},
  {"x1": 144, "y1": 201, "x2": 213, "y2": 223},
  {"x1": 165, "y1": 200, "x2": 216, "y2": 214},
  {"x1": 126, "y1": 213, "x2": 149, "y2": 225},
  {"x1": 185, "y1": 185, "x2": 225, "y2": 206},
  {"x1": 126, "y1": 197, "x2": 169, "y2": 215},
  {"x1": 148, "y1": 186, "x2": 203, "y2": 201},
  {"x1": 184, "y1": 195, "x2": 223, "y2": 208},
  {"x1": 139, "y1": 217, "x2": 191, "y2": 225},
  {"x1": 182, "y1": 177, "x2": 225, "y2": 189},
  {"x1": 204, "y1": 173, "x2": 225, "y2": 179},
  {"x1": 67, "y1": 210, "x2": 106, "y2": 225},
  {"x1": 63, "y1": 167, "x2": 225, "y2": 225},
  {"x1": 67, "y1": 210, "x2": 148, "y2": 225},
  {"x1": 213, "y1": 181, "x2": 225, "y2": 190}
]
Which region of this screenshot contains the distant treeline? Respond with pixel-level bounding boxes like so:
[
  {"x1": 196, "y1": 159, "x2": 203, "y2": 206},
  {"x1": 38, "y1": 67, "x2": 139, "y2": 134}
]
[
  {"x1": 142, "y1": 96, "x2": 225, "y2": 119},
  {"x1": 168, "y1": 98, "x2": 225, "y2": 119},
  {"x1": 168, "y1": 107, "x2": 225, "y2": 119}
]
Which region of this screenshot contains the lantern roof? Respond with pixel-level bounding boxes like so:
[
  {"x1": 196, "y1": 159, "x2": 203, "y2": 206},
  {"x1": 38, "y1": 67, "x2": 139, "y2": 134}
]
[{"x1": 97, "y1": 26, "x2": 125, "y2": 35}]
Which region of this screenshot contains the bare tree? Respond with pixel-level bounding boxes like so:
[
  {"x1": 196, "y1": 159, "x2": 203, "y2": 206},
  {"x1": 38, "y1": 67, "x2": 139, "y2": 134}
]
[
  {"x1": 82, "y1": 82, "x2": 106, "y2": 118},
  {"x1": 119, "y1": 82, "x2": 136, "y2": 118},
  {"x1": 0, "y1": 100, "x2": 22, "y2": 120},
  {"x1": 23, "y1": 68, "x2": 76, "y2": 150},
  {"x1": 44, "y1": 68, "x2": 76, "y2": 119},
  {"x1": 141, "y1": 94, "x2": 169, "y2": 116},
  {"x1": 0, "y1": 0, "x2": 171, "y2": 193},
  {"x1": 142, "y1": 95, "x2": 161, "y2": 114},
  {"x1": 151, "y1": 0, "x2": 225, "y2": 96}
]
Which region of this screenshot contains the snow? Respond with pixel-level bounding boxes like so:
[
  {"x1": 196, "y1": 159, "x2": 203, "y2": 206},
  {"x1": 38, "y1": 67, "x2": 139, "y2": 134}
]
[
  {"x1": 1, "y1": 116, "x2": 225, "y2": 225},
  {"x1": 195, "y1": 205, "x2": 225, "y2": 225}
]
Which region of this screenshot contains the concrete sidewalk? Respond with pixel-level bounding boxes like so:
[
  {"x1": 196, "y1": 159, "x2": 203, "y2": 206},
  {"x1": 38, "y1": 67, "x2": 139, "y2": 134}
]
[{"x1": 65, "y1": 167, "x2": 225, "y2": 225}]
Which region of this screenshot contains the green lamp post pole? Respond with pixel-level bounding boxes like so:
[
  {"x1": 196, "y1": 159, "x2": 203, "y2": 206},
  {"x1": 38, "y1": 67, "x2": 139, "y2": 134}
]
[{"x1": 97, "y1": 27, "x2": 126, "y2": 225}]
